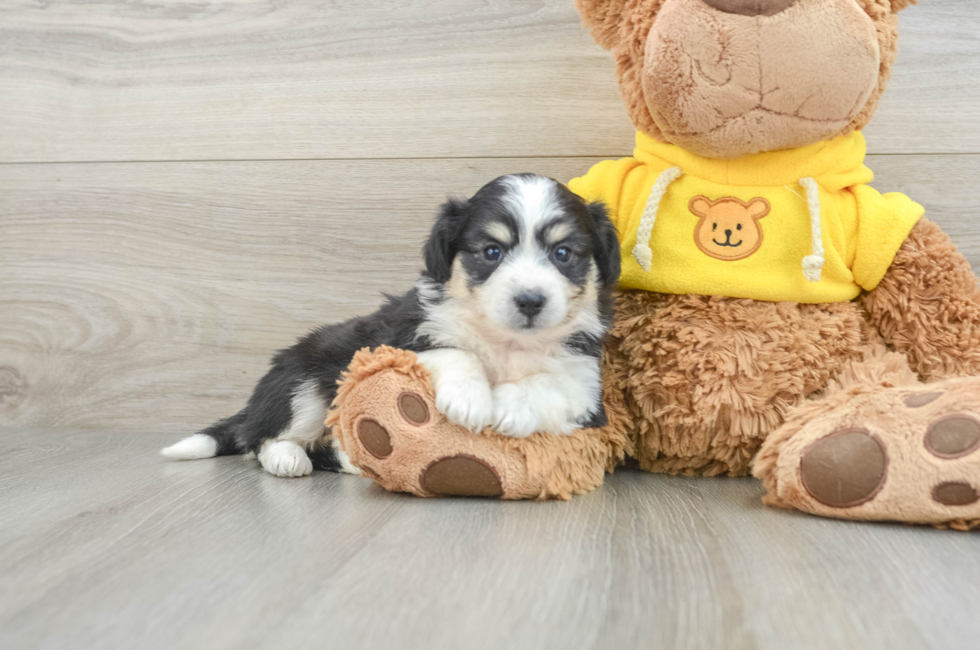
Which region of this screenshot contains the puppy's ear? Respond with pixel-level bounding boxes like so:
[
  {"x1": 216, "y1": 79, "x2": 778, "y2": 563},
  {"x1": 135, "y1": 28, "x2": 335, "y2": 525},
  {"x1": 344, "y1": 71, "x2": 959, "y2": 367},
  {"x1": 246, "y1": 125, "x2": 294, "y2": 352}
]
[
  {"x1": 587, "y1": 201, "x2": 621, "y2": 287},
  {"x1": 424, "y1": 198, "x2": 469, "y2": 283}
]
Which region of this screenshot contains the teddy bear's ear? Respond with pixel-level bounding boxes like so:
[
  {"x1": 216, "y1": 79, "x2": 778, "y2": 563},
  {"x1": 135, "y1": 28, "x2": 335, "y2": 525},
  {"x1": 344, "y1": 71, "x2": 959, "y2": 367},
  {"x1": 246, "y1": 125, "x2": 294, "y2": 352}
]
[
  {"x1": 890, "y1": 0, "x2": 917, "y2": 12},
  {"x1": 689, "y1": 196, "x2": 713, "y2": 218},
  {"x1": 747, "y1": 198, "x2": 771, "y2": 220},
  {"x1": 575, "y1": 0, "x2": 630, "y2": 50}
]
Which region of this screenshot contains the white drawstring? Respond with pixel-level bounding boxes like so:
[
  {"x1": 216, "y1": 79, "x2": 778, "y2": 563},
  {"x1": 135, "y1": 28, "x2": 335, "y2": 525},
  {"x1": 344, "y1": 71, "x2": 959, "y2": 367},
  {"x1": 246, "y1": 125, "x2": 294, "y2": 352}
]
[
  {"x1": 798, "y1": 177, "x2": 825, "y2": 282},
  {"x1": 632, "y1": 169, "x2": 825, "y2": 282},
  {"x1": 632, "y1": 166, "x2": 683, "y2": 272}
]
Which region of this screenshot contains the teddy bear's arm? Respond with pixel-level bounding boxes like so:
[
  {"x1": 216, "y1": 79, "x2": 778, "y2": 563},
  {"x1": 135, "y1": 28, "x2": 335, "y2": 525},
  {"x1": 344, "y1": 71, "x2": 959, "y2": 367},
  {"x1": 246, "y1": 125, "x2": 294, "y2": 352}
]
[{"x1": 861, "y1": 218, "x2": 980, "y2": 381}]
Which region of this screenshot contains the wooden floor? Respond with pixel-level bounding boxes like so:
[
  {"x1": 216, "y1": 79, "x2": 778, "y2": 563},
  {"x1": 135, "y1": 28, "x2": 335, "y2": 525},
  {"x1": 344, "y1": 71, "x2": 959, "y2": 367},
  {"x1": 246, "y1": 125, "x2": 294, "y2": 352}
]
[
  {"x1": 2, "y1": 1, "x2": 980, "y2": 648},
  {"x1": 1, "y1": 429, "x2": 978, "y2": 650}
]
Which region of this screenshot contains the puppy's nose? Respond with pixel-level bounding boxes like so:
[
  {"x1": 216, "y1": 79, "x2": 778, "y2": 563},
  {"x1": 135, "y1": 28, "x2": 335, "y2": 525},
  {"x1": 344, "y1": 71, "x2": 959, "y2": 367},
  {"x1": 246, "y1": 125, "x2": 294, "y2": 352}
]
[
  {"x1": 515, "y1": 293, "x2": 546, "y2": 318},
  {"x1": 701, "y1": 0, "x2": 797, "y2": 17}
]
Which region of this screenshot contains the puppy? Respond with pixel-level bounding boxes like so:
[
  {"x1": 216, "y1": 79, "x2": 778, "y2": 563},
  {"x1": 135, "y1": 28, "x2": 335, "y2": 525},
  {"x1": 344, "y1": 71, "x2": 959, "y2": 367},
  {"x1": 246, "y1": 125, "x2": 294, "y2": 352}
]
[{"x1": 161, "y1": 174, "x2": 621, "y2": 477}]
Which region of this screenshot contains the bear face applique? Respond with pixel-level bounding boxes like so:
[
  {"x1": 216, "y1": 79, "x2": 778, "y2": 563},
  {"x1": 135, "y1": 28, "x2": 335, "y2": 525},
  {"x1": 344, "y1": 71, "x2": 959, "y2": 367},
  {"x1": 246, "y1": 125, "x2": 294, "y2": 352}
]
[{"x1": 689, "y1": 196, "x2": 770, "y2": 261}]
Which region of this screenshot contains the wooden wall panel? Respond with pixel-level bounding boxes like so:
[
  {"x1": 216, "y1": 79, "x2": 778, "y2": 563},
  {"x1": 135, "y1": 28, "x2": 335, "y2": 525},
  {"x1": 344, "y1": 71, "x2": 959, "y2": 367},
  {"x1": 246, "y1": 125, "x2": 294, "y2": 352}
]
[
  {"x1": 2, "y1": 154, "x2": 977, "y2": 432},
  {"x1": 0, "y1": 0, "x2": 977, "y2": 163}
]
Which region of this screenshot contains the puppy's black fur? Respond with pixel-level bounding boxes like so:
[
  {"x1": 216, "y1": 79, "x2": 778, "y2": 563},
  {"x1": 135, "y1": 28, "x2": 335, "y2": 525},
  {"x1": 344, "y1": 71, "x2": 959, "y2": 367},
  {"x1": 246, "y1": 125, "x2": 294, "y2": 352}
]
[
  {"x1": 199, "y1": 289, "x2": 434, "y2": 469},
  {"x1": 187, "y1": 174, "x2": 621, "y2": 471}
]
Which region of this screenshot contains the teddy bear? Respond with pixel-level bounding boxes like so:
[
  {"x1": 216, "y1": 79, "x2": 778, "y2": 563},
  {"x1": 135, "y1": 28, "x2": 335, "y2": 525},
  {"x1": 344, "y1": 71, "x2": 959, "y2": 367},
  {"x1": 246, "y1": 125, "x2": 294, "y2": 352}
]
[{"x1": 328, "y1": 0, "x2": 980, "y2": 528}]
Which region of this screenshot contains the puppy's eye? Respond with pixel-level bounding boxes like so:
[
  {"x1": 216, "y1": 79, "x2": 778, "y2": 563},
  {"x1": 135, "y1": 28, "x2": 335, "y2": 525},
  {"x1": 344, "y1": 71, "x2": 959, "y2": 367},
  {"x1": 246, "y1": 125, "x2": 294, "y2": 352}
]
[
  {"x1": 483, "y1": 245, "x2": 502, "y2": 262},
  {"x1": 554, "y1": 246, "x2": 571, "y2": 263}
]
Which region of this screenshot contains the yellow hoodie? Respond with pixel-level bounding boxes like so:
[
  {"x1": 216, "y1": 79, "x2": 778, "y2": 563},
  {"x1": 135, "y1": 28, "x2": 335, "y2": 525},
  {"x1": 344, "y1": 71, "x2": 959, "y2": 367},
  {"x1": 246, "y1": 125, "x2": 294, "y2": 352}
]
[{"x1": 568, "y1": 131, "x2": 923, "y2": 303}]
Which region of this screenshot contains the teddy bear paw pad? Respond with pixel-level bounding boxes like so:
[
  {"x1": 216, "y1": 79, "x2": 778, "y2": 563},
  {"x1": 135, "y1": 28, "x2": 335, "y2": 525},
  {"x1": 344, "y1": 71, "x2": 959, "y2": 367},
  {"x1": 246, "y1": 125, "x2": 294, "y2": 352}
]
[
  {"x1": 398, "y1": 392, "x2": 430, "y2": 425},
  {"x1": 420, "y1": 455, "x2": 504, "y2": 498},
  {"x1": 924, "y1": 415, "x2": 980, "y2": 459},
  {"x1": 357, "y1": 419, "x2": 393, "y2": 458},
  {"x1": 933, "y1": 481, "x2": 979, "y2": 507},
  {"x1": 800, "y1": 428, "x2": 887, "y2": 508},
  {"x1": 354, "y1": 391, "x2": 431, "y2": 460}
]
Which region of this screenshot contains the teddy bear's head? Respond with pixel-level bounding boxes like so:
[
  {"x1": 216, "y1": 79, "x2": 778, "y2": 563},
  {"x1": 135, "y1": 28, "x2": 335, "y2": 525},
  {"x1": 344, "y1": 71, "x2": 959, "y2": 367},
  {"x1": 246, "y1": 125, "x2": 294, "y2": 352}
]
[{"x1": 576, "y1": 0, "x2": 916, "y2": 158}]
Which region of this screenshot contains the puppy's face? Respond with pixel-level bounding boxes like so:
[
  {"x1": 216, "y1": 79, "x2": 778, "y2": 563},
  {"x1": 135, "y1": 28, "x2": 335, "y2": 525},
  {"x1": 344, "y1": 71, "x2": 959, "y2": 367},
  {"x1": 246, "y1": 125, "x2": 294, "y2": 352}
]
[{"x1": 424, "y1": 174, "x2": 620, "y2": 335}]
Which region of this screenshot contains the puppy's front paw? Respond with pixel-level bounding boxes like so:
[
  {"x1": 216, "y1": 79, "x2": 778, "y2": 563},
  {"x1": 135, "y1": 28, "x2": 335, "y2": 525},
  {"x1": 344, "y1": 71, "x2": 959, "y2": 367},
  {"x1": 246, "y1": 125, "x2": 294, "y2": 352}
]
[
  {"x1": 435, "y1": 379, "x2": 494, "y2": 433},
  {"x1": 492, "y1": 382, "x2": 577, "y2": 438}
]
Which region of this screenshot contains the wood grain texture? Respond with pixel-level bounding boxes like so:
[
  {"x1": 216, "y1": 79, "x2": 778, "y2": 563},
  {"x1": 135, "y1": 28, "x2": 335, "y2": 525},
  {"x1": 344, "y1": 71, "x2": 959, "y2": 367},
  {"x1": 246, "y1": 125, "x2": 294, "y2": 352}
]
[
  {"x1": 1, "y1": 155, "x2": 978, "y2": 433},
  {"x1": 0, "y1": 157, "x2": 602, "y2": 431},
  {"x1": 0, "y1": 0, "x2": 977, "y2": 163},
  {"x1": 1, "y1": 428, "x2": 978, "y2": 650}
]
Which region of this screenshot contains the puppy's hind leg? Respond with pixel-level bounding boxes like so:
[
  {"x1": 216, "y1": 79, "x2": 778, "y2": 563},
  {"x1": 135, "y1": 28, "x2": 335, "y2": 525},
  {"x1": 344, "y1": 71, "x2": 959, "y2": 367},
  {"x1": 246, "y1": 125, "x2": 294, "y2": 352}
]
[{"x1": 257, "y1": 379, "x2": 325, "y2": 478}]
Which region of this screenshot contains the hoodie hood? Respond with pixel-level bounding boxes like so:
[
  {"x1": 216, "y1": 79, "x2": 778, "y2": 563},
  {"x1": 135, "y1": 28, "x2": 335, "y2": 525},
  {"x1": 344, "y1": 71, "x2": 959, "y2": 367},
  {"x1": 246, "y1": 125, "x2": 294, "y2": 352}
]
[{"x1": 633, "y1": 130, "x2": 874, "y2": 192}]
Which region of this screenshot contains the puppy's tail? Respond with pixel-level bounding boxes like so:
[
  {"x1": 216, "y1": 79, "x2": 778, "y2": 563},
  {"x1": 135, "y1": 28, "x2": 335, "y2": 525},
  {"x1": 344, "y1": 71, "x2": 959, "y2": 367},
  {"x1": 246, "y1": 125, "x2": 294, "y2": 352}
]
[{"x1": 160, "y1": 410, "x2": 248, "y2": 460}]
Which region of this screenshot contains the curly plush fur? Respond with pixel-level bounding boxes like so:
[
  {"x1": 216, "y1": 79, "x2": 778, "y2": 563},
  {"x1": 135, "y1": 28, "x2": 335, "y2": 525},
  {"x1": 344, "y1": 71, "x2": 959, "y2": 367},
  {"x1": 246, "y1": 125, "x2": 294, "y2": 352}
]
[
  {"x1": 610, "y1": 291, "x2": 875, "y2": 476},
  {"x1": 862, "y1": 219, "x2": 980, "y2": 380}
]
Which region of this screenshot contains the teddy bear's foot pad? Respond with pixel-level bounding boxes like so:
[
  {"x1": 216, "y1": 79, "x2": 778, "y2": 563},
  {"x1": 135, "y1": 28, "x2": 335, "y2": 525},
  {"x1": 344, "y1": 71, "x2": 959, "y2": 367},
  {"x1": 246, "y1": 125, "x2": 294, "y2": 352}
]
[
  {"x1": 799, "y1": 429, "x2": 887, "y2": 508},
  {"x1": 420, "y1": 455, "x2": 504, "y2": 497},
  {"x1": 757, "y1": 376, "x2": 980, "y2": 528}
]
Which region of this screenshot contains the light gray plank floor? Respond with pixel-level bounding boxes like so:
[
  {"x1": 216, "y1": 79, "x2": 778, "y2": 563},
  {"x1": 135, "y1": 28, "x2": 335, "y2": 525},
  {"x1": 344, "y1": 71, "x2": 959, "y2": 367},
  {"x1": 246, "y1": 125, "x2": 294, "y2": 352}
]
[{"x1": 1, "y1": 428, "x2": 978, "y2": 650}]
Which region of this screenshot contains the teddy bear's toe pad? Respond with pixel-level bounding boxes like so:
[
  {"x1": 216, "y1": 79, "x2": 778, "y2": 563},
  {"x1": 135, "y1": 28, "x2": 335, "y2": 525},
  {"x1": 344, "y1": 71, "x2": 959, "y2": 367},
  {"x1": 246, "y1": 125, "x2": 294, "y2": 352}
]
[
  {"x1": 904, "y1": 391, "x2": 943, "y2": 408},
  {"x1": 933, "y1": 481, "x2": 979, "y2": 506},
  {"x1": 925, "y1": 415, "x2": 980, "y2": 459},
  {"x1": 420, "y1": 455, "x2": 504, "y2": 497},
  {"x1": 357, "y1": 419, "x2": 393, "y2": 458},
  {"x1": 800, "y1": 429, "x2": 887, "y2": 508},
  {"x1": 398, "y1": 392, "x2": 429, "y2": 425}
]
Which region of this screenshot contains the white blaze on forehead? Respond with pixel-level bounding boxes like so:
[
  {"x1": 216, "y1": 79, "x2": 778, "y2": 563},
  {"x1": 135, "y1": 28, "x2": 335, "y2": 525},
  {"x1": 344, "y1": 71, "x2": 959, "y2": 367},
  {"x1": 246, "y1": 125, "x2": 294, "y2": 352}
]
[{"x1": 501, "y1": 175, "x2": 562, "y2": 243}]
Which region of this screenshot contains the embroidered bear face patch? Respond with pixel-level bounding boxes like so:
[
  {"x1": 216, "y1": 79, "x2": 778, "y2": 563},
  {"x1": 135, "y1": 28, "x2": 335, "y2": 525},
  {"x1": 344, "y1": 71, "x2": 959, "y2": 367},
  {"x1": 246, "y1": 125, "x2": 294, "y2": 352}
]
[{"x1": 689, "y1": 196, "x2": 769, "y2": 261}]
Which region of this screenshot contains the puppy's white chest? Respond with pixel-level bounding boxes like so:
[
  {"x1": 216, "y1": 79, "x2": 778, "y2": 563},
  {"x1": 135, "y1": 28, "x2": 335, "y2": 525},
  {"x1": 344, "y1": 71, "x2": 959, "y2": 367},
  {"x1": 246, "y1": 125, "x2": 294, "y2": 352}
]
[{"x1": 480, "y1": 344, "x2": 557, "y2": 385}]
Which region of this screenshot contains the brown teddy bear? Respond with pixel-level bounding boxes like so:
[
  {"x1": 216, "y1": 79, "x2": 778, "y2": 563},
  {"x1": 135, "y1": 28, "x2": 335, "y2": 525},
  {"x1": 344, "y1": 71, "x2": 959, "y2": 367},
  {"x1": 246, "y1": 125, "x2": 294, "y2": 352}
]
[{"x1": 329, "y1": 0, "x2": 980, "y2": 528}]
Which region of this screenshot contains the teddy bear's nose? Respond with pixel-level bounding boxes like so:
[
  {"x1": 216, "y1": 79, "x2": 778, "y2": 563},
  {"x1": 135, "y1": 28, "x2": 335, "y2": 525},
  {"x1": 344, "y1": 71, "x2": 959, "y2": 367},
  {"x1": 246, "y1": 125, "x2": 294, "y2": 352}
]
[{"x1": 701, "y1": 0, "x2": 797, "y2": 17}]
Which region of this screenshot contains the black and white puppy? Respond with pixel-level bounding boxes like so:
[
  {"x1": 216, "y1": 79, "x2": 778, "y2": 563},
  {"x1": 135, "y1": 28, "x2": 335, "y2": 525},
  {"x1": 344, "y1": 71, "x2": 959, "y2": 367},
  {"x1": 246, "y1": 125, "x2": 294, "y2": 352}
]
[{"x1": 161, "y1": 174, "x2": 621, "y2": 477}]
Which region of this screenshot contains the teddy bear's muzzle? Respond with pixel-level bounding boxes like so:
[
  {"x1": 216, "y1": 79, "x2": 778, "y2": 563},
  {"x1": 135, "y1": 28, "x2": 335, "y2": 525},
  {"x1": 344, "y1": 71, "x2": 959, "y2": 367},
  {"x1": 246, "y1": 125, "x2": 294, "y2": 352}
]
[{"x1": 642, "y1": 0, "x2": 881, "y2": 158}]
